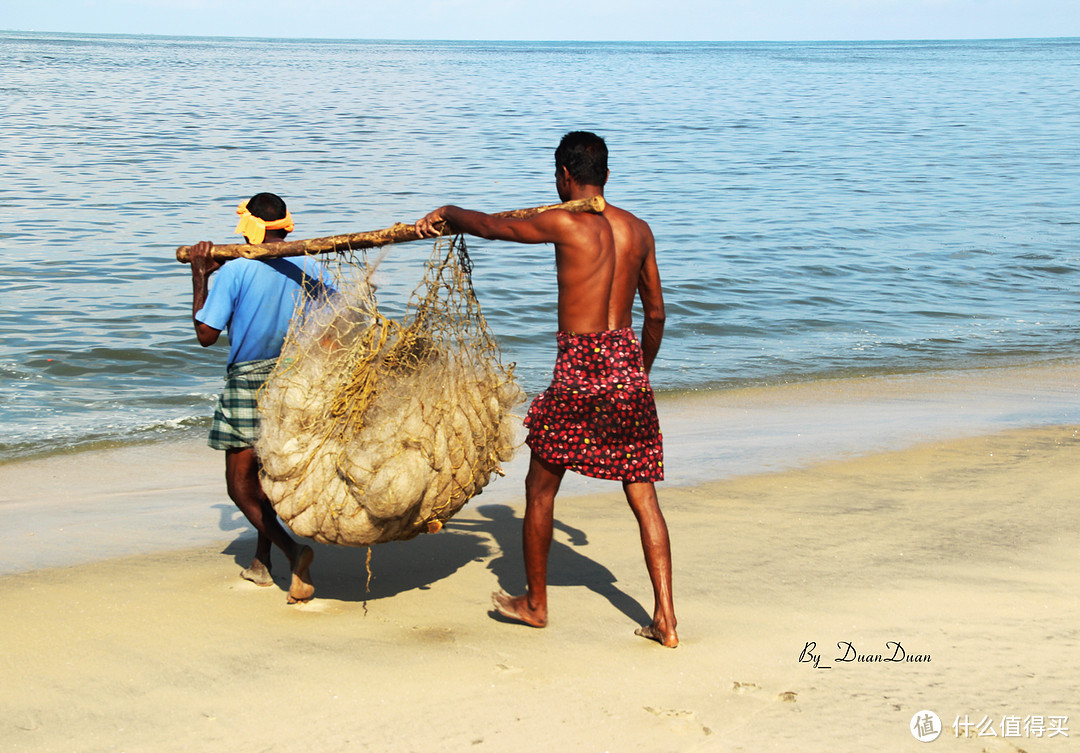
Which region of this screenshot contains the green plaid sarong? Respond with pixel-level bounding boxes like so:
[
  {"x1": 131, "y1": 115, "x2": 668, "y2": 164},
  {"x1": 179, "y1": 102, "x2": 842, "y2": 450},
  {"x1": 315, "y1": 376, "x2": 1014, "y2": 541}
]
[{"x1": 208, "y1": 358, "x2": 277, "y2": 450}]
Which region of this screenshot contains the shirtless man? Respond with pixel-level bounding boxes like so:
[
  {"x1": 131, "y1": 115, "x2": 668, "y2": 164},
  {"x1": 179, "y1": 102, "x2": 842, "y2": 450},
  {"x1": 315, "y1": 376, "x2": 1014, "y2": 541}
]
[
  {"x1": 416, "y1": 131, "x2": 677, "y2": 647},
  {"x1": 189, "y1": 192, "x2": 326, "y2": 604}
]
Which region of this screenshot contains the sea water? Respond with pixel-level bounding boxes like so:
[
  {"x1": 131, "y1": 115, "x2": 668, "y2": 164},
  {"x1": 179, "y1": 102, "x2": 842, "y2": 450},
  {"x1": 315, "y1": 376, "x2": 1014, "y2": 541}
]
[{"x1": 2, "y1": 33, "x2": 1080, "y2": 460}]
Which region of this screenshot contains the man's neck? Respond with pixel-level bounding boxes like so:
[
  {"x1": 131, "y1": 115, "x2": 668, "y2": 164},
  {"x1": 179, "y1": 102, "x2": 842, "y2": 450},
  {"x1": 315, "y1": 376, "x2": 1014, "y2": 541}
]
[{"x1": 566, "y1": 183, "x2": 605, "y2": 202}]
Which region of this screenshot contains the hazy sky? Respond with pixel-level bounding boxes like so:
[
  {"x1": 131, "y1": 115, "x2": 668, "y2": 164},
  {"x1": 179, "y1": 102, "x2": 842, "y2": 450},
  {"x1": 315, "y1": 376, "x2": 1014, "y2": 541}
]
[{"x1": 3, "y1": 0, "x2": 1080, "y2": 41}]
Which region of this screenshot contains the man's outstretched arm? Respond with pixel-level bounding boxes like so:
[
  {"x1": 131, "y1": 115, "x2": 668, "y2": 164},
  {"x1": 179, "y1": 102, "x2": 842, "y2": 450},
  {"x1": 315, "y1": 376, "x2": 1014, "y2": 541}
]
[{"x1": 416, "y1": 205, "x2": 572, "y2": 245}]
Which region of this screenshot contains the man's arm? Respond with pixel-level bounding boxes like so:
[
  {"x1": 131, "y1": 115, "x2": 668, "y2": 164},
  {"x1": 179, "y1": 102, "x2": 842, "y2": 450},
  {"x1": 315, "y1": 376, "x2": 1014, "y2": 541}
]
[
  {"x1": 415, "y1": 205, "x2": 572, "y2": 244},
  {"x1": 190, "y1": 241, "x2": 223, "y2": 347},
  {"x1": 637, "y1": 245, "x2": 665, "y2": 374}
]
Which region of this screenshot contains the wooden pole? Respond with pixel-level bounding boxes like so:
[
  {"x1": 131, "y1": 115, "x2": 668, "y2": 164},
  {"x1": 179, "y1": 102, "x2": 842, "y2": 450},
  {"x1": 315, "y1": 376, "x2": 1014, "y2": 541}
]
[{"x1": 175, "y1": 196, "x2": 606, "y2": 263}]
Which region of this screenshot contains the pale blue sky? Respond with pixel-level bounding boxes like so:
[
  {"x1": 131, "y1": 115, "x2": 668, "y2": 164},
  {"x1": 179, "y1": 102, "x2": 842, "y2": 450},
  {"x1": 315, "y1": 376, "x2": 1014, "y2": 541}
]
[{"x1": 3, "y1": 0, "x2": 1079, "y2": 41}]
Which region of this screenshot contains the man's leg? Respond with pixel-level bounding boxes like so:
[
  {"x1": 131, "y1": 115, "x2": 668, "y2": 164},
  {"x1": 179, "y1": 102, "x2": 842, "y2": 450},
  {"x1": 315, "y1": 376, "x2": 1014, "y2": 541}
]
[
  {"x1": 624, "y1": 481, "x2": 678, "y2": 647},
  {"x1": 492, "y1": 452, "x2": 565, "y2": 627},
  {"x1": 224, "y1": 448, "x2": 314, "y2": 603}
]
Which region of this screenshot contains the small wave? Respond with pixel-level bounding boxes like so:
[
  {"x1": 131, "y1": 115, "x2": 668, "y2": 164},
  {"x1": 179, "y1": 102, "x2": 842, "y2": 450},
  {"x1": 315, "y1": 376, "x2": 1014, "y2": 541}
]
[{"x1": 0, "y1": 415, "x2": 211, "y2": 464}]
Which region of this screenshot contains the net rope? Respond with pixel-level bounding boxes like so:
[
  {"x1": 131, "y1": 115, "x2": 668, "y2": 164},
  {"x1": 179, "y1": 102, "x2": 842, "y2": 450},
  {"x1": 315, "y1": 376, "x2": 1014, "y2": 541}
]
[{"x1": 256, "y1": 235, "x2": 524, "y2": 545}]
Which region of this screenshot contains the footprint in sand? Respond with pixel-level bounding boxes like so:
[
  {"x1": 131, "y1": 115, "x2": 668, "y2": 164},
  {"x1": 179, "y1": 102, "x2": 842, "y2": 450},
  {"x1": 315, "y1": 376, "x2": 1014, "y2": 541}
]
[
  {"x1": 643, "y1": 707, "x2": 712, "y2": 736},
  {"x1": 732, "y1": 682, "x2": 798, "y2": 703},
  {"x1": 411, "y1": 626, "x2": 454, "y2": 643},
  {"x1": 645, "y1": 707, "x2": 695, "y2": 719}
]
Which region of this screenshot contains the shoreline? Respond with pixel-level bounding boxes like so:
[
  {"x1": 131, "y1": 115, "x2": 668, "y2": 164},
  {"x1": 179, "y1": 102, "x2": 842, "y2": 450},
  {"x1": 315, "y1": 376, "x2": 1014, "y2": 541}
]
[
  {"x1": 3, "y1": 422, "x2": 1078, "y2": 751},
  {"x1": 1, "y1": 360, "x2": 1078, "y2": 576},
  {"x1": 4, "y1": 355, "x2": 1078, "y2": 466}
]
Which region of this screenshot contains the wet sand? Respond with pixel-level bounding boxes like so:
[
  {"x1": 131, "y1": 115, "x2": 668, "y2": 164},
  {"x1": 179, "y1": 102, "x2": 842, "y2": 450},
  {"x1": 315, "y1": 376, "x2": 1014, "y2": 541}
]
[
  {"x1": 4, "y1": 361, "x2": 1079, "y2": 576},
  {"x1": 2, "y1": 368, "x2": 1079, "y2": 751}
]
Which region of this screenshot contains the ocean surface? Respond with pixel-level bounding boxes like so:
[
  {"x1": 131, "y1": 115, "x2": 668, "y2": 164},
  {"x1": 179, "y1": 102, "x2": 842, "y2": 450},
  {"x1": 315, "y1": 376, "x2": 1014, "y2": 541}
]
[{"x1": 2, "y1": 32, "x2": 1080, "y2": 460}]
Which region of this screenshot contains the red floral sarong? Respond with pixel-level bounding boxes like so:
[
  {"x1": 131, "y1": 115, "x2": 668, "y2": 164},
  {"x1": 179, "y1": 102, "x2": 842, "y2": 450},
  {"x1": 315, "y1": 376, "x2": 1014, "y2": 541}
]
[{"x1": 524, "y1": 328, "x2": 663, "y2": 483}]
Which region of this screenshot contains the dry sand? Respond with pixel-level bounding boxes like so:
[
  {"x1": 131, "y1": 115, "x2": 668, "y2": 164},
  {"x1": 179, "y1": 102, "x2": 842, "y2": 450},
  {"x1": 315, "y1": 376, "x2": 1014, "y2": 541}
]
[{"x1": 2, "y1": 417, "x2": 1078, "y2": 752}]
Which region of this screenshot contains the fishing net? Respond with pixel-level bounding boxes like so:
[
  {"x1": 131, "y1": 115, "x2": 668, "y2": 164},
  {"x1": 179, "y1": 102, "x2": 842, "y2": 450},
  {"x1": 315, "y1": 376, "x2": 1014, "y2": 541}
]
[{"x1": 255, "y1": 235, "x2": 524, "y2": 546}]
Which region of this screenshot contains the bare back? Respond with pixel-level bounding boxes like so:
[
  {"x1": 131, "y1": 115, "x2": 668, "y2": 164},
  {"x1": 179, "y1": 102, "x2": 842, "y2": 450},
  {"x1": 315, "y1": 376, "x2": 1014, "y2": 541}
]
[
  {"x1": 603, "y1": 203, "x2": 665, "y2": 370},
  {"x1": 551, "y1": 210, "x2": 616, "y2": 333},
  {"x1": 604, "y1": 203, "x2": 659, "y2": 328}
]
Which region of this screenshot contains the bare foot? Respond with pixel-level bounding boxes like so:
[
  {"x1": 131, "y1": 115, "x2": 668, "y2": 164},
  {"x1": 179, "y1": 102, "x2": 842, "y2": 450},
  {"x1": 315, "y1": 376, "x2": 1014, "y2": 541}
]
[
  {"x1": 635, "y1": 622, "x2": 679, "y2": 648},
  {"x1": 286, "y1": 546, "x2": 315, "y2": 604},
  {"x1": 240, "y1": 558, "x2": 274, "y2": 587},
  {"x1": 491, "y1": 588, "x2": 547, "y2": 628}
]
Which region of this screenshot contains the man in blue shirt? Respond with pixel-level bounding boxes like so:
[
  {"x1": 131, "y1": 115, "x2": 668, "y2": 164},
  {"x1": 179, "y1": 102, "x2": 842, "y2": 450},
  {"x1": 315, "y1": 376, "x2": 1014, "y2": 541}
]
[{"x1": 190, "y1": 192, "x2": 329, "y2": 604}]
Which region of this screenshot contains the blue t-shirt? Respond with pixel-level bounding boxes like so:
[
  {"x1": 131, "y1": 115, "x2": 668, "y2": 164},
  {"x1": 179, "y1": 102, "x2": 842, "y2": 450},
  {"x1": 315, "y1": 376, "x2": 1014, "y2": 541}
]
[{"x1": 196, "y1": 256, "x2": 334, "y2": 366}]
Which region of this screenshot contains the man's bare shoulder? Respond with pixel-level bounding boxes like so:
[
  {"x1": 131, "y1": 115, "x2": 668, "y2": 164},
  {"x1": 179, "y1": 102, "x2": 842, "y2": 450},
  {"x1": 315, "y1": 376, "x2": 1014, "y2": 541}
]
[
  {"x1": 528, "y1": 205, "x2": 605, "y2": 231},
  {"x1": 550, "y1": 206, "x2": 613, "y2": 236},
  {"x1": 602, "y1": 202, "x2": 655, "y2": 246}
]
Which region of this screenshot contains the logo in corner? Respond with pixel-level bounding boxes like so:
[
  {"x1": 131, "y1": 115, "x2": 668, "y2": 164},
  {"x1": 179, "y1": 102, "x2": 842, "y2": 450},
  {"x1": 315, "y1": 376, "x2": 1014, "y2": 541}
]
[{"x1": 911, "y1": 710, "x2": 942, "y2": 742}]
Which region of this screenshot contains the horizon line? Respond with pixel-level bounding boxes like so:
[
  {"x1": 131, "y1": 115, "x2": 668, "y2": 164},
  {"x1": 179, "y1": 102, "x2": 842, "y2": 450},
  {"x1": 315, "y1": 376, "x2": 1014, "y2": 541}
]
[{"x1": 3, "y1": 28, "x2": 1079, "y2": 45}]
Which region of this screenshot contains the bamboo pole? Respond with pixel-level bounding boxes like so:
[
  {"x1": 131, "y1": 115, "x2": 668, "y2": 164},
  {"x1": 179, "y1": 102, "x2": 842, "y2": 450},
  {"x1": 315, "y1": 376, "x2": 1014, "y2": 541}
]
[{"x1": 175, "y1": 195, "x2": 606, "y2": 263}]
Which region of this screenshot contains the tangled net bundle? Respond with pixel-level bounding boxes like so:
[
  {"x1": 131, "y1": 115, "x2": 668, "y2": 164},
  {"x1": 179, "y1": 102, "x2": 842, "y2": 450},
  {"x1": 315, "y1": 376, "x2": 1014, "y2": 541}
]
[{"x1": 256, "y1": 235, "x2": 524, "y2": 546}]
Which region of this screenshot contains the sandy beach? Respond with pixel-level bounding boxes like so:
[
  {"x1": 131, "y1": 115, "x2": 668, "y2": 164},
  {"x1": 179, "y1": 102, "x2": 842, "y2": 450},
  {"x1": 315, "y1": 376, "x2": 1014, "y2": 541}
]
[
  {"x1": 5, "y1": 25, "x2": 1080, "y2": 753},
  {"x1": 2, "y1": 371, "x2": 1079, "y2": 752}
]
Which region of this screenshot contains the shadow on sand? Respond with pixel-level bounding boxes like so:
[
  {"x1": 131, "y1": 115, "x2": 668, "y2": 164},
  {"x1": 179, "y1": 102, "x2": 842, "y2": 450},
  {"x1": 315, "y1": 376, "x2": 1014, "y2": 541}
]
[{"x1": 221, "y1": 503, "x2": 649, "y2": 624}]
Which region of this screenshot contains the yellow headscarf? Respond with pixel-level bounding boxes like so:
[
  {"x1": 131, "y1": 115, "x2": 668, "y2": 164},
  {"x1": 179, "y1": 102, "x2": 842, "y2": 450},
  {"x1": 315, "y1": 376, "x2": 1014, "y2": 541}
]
[{"x1": 234, "y1": 201, "x2": 294, "y2": 244}]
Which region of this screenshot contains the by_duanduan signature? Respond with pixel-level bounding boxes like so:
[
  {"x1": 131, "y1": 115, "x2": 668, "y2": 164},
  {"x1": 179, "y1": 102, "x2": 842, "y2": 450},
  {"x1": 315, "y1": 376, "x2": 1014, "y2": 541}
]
[{"x1": 799, "y1": 641, "x2": 931, "y2": 669}]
